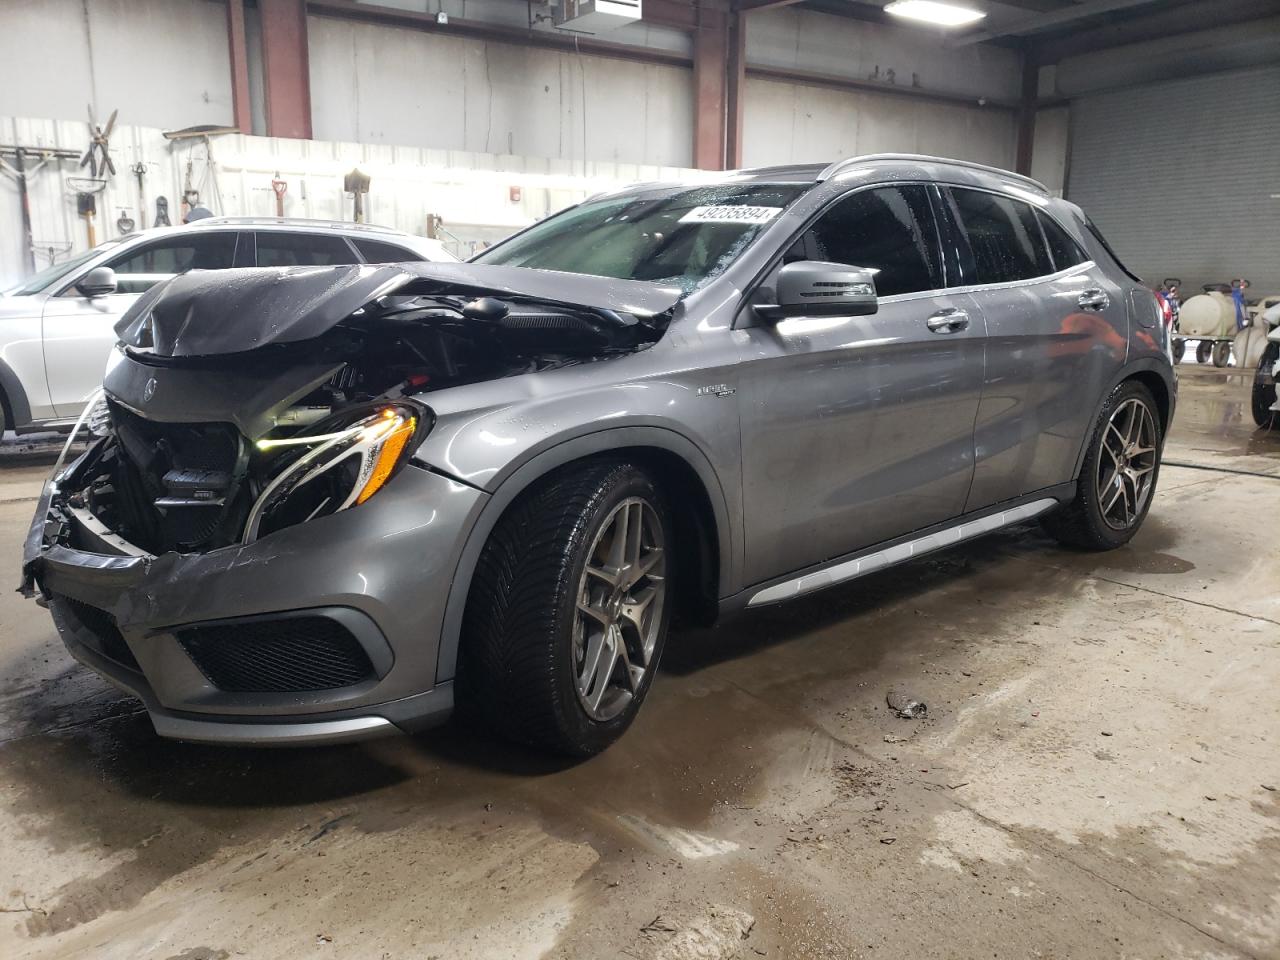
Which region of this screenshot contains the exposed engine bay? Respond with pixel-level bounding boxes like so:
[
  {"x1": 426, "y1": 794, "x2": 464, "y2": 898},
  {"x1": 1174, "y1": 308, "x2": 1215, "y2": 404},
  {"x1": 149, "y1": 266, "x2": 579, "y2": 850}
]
[{"x1": 35, "y1": 263, "x2": 682, "y2": 561}]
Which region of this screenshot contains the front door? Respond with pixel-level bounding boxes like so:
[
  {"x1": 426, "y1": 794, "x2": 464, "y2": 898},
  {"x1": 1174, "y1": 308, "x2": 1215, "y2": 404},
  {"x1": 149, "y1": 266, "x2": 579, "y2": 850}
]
[
  {"x1": 42, "y1": 232, "x2": 238, "y2": 418},
  {"x1": 738, "y1": 184, "x2": 986, "y2": 587}
]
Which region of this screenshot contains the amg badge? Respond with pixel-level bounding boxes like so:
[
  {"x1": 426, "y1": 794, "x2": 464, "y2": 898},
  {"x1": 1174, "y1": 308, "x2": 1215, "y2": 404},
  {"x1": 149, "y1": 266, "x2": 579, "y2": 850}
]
[{"x1": 696, "y1": 383, "x2": 735, "y2": 398}]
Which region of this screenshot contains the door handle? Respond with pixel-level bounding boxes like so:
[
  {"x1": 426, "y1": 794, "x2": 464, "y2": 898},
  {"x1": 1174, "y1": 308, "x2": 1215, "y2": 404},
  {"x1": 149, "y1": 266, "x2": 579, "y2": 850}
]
[
  {"x1": 1078, "y1": 288, "x2": 1110, "y2": 311},
  {"x1": 926, "y1": 308, "x2": 970, "y2": 333}
]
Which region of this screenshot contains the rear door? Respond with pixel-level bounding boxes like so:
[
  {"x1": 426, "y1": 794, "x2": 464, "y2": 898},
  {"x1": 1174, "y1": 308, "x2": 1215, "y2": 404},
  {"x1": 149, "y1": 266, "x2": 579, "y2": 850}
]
[
  {"x1": 737, "y1": 183, "x2": 986, "y2": 586},
  {"x1": 943, "y1": 187, "x2": 1128, "y2": 510},
  {"x1": 41, "y1": 231, "x2": 239, "y2": 418}
]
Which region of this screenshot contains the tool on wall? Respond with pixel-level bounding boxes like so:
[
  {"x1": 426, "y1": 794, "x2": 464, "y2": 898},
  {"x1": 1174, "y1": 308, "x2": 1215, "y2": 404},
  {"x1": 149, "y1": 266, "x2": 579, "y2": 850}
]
[
  {"x1": 344, "y1": 167, "x2": 371, "y2": 223},
  {"x1": 116, "y1": 210, "x2": 136, "y2": 235},
  {"x1": 154, "y1": 195, "x2": 171, "y2": 227},
  {"x1": 131, "y1": 161, "x2": 150, "y2": 230},
  {"x1": 80, "y1": 105, "x2": 118, "y2": 178},
  {"x1": 272, "y1": 172, "x2": 288, "y2": 217},
  {"x1": 0, "y1": 144, "x2": 80, "y2": 274},
  {"x1": 67, "y1": 176, "x2": 108, "y2": 247}
]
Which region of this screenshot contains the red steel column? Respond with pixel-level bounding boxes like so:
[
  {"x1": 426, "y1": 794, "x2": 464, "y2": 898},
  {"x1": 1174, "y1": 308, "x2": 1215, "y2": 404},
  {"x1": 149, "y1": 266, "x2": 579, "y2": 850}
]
[
  {"x1": 261, "y1": 0, "x2": 314, "y2": 140},
  {"x1": 692, "y1": 12, "x2": 729, "y2": 170},
  {"x1": 725, "y1": 12, "x2": 746, "y2": 170},
  {"x1": 226, "y1": 0, "x2": 253, "y2": 133}
]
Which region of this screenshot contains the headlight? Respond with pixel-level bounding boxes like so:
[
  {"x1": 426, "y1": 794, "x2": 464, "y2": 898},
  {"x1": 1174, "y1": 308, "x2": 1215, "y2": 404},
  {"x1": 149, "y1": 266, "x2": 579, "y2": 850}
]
[{"x1": 243, "y1": 403, "x2": 427, "y2": 543}]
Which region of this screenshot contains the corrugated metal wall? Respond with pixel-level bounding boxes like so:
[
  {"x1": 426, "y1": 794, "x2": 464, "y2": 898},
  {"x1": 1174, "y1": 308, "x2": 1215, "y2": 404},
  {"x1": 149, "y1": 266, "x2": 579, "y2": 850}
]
[{"x1": 1067, "y1": 66, "x2": 1280, "y2": 293}]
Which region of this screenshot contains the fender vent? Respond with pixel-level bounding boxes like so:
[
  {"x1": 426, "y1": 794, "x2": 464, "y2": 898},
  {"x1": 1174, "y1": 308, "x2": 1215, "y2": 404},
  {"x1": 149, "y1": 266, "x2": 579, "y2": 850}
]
[{"x1": 49, "y1": 594, "x2": 140, "y2": 672}]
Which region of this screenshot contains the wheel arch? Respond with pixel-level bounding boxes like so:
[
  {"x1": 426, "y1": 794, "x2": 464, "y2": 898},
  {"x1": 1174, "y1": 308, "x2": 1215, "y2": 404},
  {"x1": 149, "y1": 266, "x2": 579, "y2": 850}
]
[
  {"x1": 0, "y1": 356, "x2": 32, "y2": 430},
  {"x1": 434, "y1": 426, "x2": 734, "y2": 684},
  {"x1": 1071, "y1": 359, "x2": 1175, "y2": 477}
]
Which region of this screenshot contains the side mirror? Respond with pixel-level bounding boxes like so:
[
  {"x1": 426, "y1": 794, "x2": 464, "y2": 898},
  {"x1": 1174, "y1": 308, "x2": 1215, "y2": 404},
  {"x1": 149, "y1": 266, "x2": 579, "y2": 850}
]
[
  {"x1": 76, "y1": 266, "x2": 117, "y2": 299},
  {"x1": 754, "y1": 261, "x2": 878, "y2": 322}
]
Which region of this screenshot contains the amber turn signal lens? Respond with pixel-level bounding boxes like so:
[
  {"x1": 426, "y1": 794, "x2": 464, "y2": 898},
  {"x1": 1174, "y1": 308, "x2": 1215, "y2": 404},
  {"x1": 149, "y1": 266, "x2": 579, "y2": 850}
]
[{"x1": 355, "y1": 416, "x2": 416, "y2": 505}]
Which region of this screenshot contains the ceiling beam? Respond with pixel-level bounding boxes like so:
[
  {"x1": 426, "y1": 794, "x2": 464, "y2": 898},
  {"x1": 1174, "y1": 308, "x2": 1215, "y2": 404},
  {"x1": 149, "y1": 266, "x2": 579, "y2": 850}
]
[
  {"x1": 950, "y1": 0, "x2": 1168, "y2": 47},
  {"x1": 1032, "y1": 0, "x2": 1279, "y2": 62},
  {"x1": 736, "y1": 0, "x2": 806, "y2": 12}
]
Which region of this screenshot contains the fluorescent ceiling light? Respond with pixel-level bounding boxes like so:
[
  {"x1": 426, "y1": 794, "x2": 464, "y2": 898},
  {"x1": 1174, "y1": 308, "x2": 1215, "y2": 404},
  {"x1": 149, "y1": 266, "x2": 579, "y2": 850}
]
[{"x1": 884, "y1": 0, "x2": 987, "y2": 27}]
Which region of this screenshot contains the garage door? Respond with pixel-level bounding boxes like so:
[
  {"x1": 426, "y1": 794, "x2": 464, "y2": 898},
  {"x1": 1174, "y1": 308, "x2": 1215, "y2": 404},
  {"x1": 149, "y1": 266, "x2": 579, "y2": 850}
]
[{"x1": 1067, "y1": 66, "x2": 1280, "y2": 294}]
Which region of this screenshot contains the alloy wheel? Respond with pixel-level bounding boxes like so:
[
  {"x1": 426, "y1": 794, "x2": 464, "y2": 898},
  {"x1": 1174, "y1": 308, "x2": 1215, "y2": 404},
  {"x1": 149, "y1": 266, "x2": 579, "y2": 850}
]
[
  {"x1": 572, "y1": 497, "x2": 666, "y2": 722},
  {"x1": 1095, "y1": 397, "x2": 1158, "y2": 530}
]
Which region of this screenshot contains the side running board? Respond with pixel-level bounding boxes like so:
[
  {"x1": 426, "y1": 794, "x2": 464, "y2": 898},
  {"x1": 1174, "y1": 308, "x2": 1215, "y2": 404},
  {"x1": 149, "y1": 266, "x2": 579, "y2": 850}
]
[{"x1": 747, "y1": 498, "x2": 1059, "y2": 607}]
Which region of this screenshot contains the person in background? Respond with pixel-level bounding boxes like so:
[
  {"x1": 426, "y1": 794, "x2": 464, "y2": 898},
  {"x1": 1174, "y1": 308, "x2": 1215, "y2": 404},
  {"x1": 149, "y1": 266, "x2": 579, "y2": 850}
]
[{"x1": 1231, "y1": 277, "x2": 1250, "y2": 330}]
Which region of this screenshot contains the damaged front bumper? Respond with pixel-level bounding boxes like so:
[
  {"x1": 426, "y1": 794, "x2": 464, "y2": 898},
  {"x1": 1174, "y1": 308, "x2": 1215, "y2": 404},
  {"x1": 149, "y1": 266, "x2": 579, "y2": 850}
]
[{"x1": 22, "y1": 460, "x2": 487, "y2": 746}]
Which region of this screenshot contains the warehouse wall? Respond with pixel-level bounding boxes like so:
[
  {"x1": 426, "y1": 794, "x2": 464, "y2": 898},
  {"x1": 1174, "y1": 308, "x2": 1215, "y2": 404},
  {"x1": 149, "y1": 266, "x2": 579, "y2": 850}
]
[
  {"x1": 1067, "y1": 65, "x2": 1280, "y2": 293},
  {"x1": 747, "y1": 8, "x2": 1021, "y2": 103},
  {"x1": 0, "y1": 115, "x2": 701, "y2": 289},
  {"x1": 736, "y1": 8, "x2": 1022, "y2": 170},
  {"x1": 0, "y1": 0, "x2": 235, "y2": 131},
  {"x1": 307, "y1": 17, "x2": 695, "y2": 168},
  {"x1": 742, "y1": 78, "x2": 1015, "y2": 169}
]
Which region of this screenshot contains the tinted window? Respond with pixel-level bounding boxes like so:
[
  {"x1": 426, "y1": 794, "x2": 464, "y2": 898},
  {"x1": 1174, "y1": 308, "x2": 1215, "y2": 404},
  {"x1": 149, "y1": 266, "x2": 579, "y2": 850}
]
[
  {"x1": 798, "y1": 185, "x2": 942, "y2": 297},
  {"x1": 256, "y1": 233, "x2": 357, "y2": 267},
  {"x1": 102, "y1": 234, "x2": 236, "y2": 294},
  {"x1": 1037, "y1": 211, "x2": 1087, "y2": 271},
  {"x1": 949, "y1": 188, "x2": 1051, "y2": 285},
  {"x1": 353, "y1": 238, "x2": 423, "y2": 264}
]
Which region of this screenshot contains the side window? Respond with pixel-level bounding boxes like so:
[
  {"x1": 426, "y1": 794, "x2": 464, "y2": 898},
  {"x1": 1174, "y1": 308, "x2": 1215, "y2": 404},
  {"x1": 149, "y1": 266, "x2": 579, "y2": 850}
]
[
  {"x1": 797, "y1": 185, "x2": 942, "y2": 297},
  {"x1": 256, "y1": 233, "x2": 358, "y2": 267},
  {"x1": 100, "y1": 234, "x2": 237, "y2": 294},
  {"x1": 1037, "y1": 211, "x2": 1088, "y2": 272},
  {"x1": 353, "y1": 238, "x2": 423, "y2": 264},
  {"x1": 948, "y1": 188, "x2": 1052, "y2": 285}
]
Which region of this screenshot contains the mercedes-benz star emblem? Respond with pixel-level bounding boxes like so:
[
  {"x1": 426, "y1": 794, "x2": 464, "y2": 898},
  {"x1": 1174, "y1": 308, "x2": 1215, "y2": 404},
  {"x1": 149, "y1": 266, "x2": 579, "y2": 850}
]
[{"x1": 142, "y1": 377, "x2": 157, "y2": 402}]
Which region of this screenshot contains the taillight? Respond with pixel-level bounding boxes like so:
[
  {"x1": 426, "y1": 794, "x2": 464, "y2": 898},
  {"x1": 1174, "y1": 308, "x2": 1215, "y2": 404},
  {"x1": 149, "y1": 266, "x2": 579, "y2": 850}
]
[{"x1": 1155, "y1": 291, "x2": 1173, "y2": 327}]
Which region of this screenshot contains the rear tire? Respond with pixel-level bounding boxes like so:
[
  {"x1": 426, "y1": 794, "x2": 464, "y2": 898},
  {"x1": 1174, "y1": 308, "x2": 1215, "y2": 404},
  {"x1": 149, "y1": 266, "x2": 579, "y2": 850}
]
[
  {"x1": 1254, "y1": 345, "x2": 1279, "y2": 428},
  {"x1": 1195, "y1": 340, "x2": 1213, "y2": 364},
  {"x1": 458, "y1": 460, "x2": 672, "y2": 757},
  {"x1": 1212, "y1": 340, "x2": 1231, "y2": 368},
  {"x1": 1171, "y1": 338, "x2": 1185, "y2": 364},
  {"x1": 1042, "y1": 381, "x2": 1163, "y2": 551}
]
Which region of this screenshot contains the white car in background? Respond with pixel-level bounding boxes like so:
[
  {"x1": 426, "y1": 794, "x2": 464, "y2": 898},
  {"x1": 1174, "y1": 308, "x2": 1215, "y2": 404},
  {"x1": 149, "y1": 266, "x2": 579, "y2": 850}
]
[{"x1": 0, "y1": 219, "x2": 456, "y2": 433}]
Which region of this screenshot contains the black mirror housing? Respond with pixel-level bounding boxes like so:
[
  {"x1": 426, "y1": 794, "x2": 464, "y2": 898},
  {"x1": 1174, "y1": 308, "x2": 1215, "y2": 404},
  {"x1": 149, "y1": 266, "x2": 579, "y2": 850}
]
[
  {"x1": 755, "y1": 261, "x2": 878, "y2": 322},
  {"x1": 76, "y1": 266, "x2": 117, "y2": 299}
]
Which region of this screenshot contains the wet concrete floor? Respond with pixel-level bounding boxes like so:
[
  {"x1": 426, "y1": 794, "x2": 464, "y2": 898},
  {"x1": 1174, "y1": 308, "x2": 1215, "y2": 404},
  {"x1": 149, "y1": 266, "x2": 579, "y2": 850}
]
[{"x1": 1, "y1": 365, "x2": 1277, "y2": 959}]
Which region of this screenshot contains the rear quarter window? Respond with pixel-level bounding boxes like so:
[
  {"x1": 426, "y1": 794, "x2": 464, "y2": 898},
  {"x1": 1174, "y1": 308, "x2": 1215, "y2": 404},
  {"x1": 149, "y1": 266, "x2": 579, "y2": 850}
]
[
  {"x1": 1036, "y1": 211, "x2": 1089, "y2": 272},
  {"x1": 353, "y1": 238, "x2": 424, "y2": 263}
]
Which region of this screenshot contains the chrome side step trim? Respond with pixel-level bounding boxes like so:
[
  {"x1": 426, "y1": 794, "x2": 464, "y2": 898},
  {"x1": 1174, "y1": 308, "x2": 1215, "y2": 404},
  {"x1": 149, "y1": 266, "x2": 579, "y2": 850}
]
[{"x1": 747, "y1": 497, "x2": 1059, "y2": 607}]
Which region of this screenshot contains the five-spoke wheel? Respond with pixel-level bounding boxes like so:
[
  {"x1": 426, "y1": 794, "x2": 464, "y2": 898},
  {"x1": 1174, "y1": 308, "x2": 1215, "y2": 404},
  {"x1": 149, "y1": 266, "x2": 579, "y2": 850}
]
[
  {"x1": 574, "y1": 497, "x2": 666, "y2": 721},
  {"x1": 460, "y1": 460, "x2": 672, "y2": 756},
  {"x1": 1095, "y1": 397, "x2": 1158, "y2": 531}
]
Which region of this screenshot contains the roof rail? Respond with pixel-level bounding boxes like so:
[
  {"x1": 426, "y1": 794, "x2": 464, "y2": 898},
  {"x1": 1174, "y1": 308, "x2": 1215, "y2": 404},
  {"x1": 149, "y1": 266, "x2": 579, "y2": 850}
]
[
  {"x1": 817, "y1": 154, "x2": 1048, "y2": 193},
  {"x1": 187, "y1": 216, "x2": 404, "y2": 233}
]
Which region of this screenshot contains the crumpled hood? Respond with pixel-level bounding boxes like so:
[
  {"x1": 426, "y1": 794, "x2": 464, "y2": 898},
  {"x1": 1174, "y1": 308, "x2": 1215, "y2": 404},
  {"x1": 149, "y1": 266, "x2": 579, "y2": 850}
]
[{"x1": 115, "y1": 262, "x2": 684, "y2": 358}]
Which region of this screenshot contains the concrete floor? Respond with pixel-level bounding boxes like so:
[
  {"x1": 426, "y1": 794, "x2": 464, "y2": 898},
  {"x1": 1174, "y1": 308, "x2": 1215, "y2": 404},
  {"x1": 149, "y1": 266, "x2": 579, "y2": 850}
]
[{"x1": 1, "y1": 365, "x2": 1277, "y2": 960}]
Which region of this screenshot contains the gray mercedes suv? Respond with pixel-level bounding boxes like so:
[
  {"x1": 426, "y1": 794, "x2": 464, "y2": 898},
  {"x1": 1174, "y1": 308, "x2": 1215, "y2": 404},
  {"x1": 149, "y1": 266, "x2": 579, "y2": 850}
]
[{"x1": 21, "y1": 155, "x2": 1176, "y2": 756}]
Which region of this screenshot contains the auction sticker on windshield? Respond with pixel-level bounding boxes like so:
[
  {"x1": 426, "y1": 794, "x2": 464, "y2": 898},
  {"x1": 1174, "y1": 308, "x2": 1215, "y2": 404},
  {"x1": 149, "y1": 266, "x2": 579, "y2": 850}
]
[{"x1": 679, "y1": 205, "x2": 782, "y2": 224}]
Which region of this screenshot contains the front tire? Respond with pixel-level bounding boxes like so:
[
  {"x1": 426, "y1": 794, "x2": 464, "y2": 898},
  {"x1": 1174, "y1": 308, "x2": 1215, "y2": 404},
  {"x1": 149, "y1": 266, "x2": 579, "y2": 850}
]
[
  {"x1": 1042, "y1": 381, "x2": 1163, "y2": 551},
  {"x1": 459, "y1": 460, "x2": 671, "y2": 756},
  {"x1": 1254, "y1": 345, "x2": 1279, "y2": 428}
]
